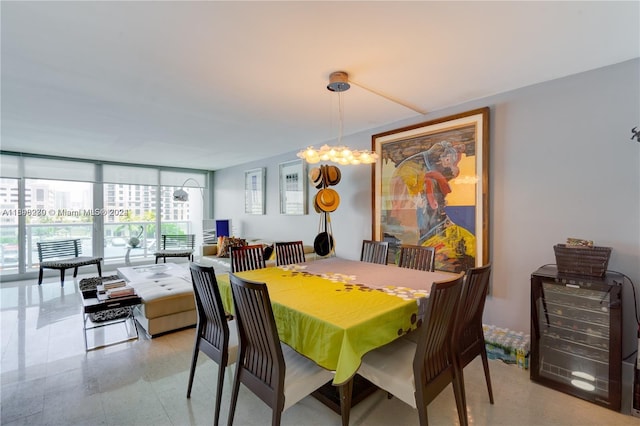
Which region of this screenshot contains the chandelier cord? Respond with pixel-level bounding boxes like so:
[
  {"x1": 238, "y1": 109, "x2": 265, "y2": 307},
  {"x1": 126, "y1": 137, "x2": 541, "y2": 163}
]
[
  {"x1": 338, "y1": 91, "x2": 344, "y2": 145},
  {"x1": 296, "y1": 71, "x2": 379, "y2": 165},
  {"x1": 349, "y1": 79, "x2": 427, "y2": 115}
]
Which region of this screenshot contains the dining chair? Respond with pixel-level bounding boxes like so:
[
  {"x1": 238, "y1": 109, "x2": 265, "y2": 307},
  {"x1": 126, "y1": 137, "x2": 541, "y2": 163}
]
[
  {"x1": 274, "y1": 240, "x2": 306, "y2": 266},
  {"x1": 227, "y1": 273, "x2": 335, "y2": 426},
  {"x1": 454, "y1": 263, "x2": 494, "y2": 415},
  {"x1": 230, "y1": 244, "x2": 265, "y2": 273},
  {"x1": 397, "y1": 244, "x2": 436, "y2": 272},
  {"x1": 360, "y1": 240, "x2": 389, "y2": 264},
  {"x1": 187, "y1": 264, "x2": 239, "y2": 426},
  {"x1": 356, "y1": 273, "x2": 467, "y2": 426}
]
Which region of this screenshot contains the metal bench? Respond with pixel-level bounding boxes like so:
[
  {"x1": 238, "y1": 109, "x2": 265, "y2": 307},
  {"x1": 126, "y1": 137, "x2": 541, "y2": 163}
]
[
  {"x1": 37, "y1": 239, "x2": 102, "y2": 286},
  {"x1": 154, "y1": 234, "x2": 195, "y2": 264}
]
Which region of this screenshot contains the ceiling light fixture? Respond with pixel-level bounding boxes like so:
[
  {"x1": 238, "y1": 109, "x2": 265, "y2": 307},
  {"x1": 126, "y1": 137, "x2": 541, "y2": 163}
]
[{"x1": 298, "y1": 71, "x2": 379, "y2": 166}]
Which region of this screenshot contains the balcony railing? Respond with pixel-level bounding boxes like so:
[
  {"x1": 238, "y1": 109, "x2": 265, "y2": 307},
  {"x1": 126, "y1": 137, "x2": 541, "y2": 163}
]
[{"x1": 0, "y1": 221, "x2": 193, "y2": 275}]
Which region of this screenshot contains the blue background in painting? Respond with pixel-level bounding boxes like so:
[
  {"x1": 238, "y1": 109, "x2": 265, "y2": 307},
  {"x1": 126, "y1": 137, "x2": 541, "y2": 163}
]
[{"x1": 444, "y1": 206, "x2": 475, "y2": 235}]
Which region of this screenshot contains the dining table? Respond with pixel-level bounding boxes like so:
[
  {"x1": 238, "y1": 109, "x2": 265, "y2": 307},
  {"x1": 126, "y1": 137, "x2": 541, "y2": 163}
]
[{"x1": 215, "y1": 256, "x2": 454, "y2": 386}]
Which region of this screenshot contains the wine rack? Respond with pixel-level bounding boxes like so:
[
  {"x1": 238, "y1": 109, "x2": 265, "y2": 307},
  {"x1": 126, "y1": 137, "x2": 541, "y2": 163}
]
[{"x1": 531, "y1": 265, "x2": 622, "y2": 411}]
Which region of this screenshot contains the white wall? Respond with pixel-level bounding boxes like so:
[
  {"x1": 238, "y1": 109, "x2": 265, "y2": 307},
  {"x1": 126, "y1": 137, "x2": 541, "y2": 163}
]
[{"x1": 214, "y1": 59, "x2": 640, "y2": 359}]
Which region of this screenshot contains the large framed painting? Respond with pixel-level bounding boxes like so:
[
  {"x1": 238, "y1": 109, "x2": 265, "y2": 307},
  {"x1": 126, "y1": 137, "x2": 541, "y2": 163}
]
[
  {"x1": 279, "y1": 159, "x2": 308, "y2": 215},
  {"x1": 244, "y1": 167, "x2": 265, "y2": 215},
  {"x1": 372, "y1": 107, "x2": 490, "y2": 272}
]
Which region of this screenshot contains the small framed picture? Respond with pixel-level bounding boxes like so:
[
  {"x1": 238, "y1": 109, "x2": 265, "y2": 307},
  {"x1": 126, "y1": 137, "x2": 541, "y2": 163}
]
[
  {"x1": 244, "y1": 168, "x2": 265, "y2": 215},
  {"x1": 279, "y1": 159, "x2": 307, "y2": 215}
]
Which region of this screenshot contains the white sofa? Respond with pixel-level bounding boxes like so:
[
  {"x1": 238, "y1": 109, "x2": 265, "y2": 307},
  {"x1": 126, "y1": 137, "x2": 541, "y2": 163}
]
[
  {"x1": 118, "y1": 240, "x2": 319, "y2": 337},
  {"x1": 199, "y1": 238, "x2": 319, "y2": 272}
]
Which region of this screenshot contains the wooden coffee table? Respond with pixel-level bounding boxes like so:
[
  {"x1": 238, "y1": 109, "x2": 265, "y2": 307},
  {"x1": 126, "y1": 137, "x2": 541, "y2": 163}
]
[{"x1": 82, "y1": 290, "x2": 141, "y2": 351}]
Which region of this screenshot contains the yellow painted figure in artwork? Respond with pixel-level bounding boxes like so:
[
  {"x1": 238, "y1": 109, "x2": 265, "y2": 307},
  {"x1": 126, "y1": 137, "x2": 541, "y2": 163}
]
[{"x1": 389, "y1": 141, "x2": 476, "y2": 272}]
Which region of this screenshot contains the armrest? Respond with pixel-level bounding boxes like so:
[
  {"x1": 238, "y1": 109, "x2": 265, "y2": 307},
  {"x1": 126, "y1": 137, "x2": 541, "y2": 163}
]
[{"x1": 202, "y1": 244, "x2": 218, "y2": 256}]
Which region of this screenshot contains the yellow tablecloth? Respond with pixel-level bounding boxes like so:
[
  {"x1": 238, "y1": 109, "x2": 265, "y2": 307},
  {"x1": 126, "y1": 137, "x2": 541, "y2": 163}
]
[{"x1": 216, "y1": 261, "x2": 445, "y2": 385}]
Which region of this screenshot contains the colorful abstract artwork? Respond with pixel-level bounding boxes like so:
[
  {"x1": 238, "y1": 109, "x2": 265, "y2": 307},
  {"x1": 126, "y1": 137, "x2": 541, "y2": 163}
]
[{"x1": 372, "y1": 108, "x2": 490, "y2": 273}]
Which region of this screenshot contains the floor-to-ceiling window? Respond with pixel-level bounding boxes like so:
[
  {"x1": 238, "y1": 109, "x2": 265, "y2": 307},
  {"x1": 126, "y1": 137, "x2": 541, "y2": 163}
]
[
  {"x1": 159, "y1": 171, "x2": 204, "y2": 246},
  {"x1": 24, "y1": 179, "x2": 94, "y2": 274},
  {"x1": 0, "y1": 178, "x2": 20, "y2": 275},
  {"x1": 0, "y1": 153, "x2": 209, "y2": 281},
  {"x1": 102, "y1": 165, "x2": 160, "y2": 264}
]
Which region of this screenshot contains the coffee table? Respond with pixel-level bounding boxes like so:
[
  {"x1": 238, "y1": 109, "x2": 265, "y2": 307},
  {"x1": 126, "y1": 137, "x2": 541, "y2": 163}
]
[{"x1": 82, "y1": 289, "x2": 141, "y2": 351}]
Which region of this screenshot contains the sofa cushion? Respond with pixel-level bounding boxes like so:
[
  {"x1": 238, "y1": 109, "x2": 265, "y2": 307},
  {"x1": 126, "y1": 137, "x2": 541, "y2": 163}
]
[
  {"x1": 217, "y1": 236, "x2": 247, "y2": 257},
  {"x1": 128, "y1": 277, "x2": 196, "y2": 320},
  {"x1": 263, "y1": 244, "x2": 274, "y2": 261}
]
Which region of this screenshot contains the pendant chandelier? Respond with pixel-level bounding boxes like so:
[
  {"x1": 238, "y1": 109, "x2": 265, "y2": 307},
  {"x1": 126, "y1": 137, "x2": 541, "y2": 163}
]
[{"x1": 297, "y1": 71, "x2": 379, "y2": 165}]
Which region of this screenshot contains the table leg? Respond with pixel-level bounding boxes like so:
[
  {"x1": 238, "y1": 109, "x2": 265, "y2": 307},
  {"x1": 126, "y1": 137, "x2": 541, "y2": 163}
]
[
  {"x1": 338, "y1": 378, "x2": 353, "y2": 426},
  {"x1": 83, "y1": 312, "x2": 139, "y2": 351},
  {"x1": 83, "y1": 314, "x2": 89, "y2": 351}
]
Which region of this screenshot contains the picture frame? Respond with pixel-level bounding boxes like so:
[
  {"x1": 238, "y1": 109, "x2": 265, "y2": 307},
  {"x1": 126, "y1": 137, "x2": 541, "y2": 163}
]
[
  {"x1": 279, "y1": 159, "x2": 308, "y2": 215},
  {"x1": 244, "y1": 167, "x2": 265, "y2": 215},
  {"x1": 372, "y1": 107, "x2": 490, "y2": 272}
]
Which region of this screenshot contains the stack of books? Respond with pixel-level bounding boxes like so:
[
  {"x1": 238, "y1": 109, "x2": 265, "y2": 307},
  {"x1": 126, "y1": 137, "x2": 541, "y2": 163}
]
[
  {"x1": 106, "y1": 285, "x2": 135, "y2": 298},
  {"x1": 98, "y1": 278, "x2": 136, "y2": 299}
]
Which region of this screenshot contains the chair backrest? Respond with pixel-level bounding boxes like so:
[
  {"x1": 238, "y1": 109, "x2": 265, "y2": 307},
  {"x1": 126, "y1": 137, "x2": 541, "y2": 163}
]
[
  {"x1": 360, "y1": 240, "x2": 389, "y2": 264},
  {"x1": 455, "y1": 263, "x2": 492, "y2": 365},
  {"x1": 413, "y1": 272, "x2": 465, "y2": 404},
  {"x1": 230, "y1": 244, "x2": 266, "y2": 273},
  {"x1": 37, "y1": 239, "x2": 81, "y2": 261},
  {"x1": 274, "y1": 241, "x2": 305, "y2": 266},
  {"x1": 398, "y1": 245, "x2": 435, "y2": 272},
  {"x1": 229, "y1": 273, "x2": 286, "y2": 410},
  {"x1": 162, "y1": 234, "x2": 195, "y2": 249},
  {"x1": 189, "y1": 263, "x2": 231, "y2": 365}
]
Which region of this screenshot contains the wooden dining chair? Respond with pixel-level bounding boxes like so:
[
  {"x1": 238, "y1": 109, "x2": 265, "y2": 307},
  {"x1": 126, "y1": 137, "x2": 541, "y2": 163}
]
[
  {"x1": 227, "y1": 273, "x2": 335, "y2": 426},
  {"x1": 187, "y1": 264, "x2": 239, "y2": 426},
  {"x1": 274, "y1": 241, "x2": 306, "y2": 266},
  {"x1": 230, "y1": 244, "x2": 265, "y2": 273},
  {"x1": 360, "y1": 240, "x2": 389, "y2": 264},
  {"x1": 454, "y1": 263, "x2": 494, "y2": 416},
  {"x1": 398, "y1": 245, "x2": 436, "y2": 272},
  {"x1": 356, "y1": 273, "x2": 467, "y2": 426}
]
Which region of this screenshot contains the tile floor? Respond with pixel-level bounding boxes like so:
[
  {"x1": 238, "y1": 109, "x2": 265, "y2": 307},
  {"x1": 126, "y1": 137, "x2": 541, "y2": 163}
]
[{"x1": 1, "y1": 270, "x2": 638, "y2": 426}]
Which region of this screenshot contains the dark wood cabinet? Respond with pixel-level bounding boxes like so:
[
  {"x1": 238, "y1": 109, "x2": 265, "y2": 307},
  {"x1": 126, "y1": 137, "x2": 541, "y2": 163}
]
[{"x1": 531, "y1": 265, "x2": 623, "y2": 411}]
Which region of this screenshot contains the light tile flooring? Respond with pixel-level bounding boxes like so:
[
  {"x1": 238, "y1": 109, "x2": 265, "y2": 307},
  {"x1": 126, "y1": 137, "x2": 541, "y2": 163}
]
[{"x1": 2, "y1": 270, "x2": 638, "y2": 426}]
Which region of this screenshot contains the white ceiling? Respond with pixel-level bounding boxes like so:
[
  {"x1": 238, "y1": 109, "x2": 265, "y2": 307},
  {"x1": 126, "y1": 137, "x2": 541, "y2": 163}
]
[{"x1": 2, "y1": 1, "x2": 638, "y2": 171}]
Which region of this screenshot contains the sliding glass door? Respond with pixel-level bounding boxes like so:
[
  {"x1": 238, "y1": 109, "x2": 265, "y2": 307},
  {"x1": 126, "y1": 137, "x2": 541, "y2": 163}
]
[
  {"x1": 0, "y1": 153, "x2": 209, "y2": 282},
  {"x1": 0, "y1": 178, "x2": 20, "y2": 276}
]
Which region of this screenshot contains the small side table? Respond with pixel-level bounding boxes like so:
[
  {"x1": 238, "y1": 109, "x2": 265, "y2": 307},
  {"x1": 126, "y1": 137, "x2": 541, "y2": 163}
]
[{"x1": 82, "y1": 291, "x2": 141, "y2": 351}]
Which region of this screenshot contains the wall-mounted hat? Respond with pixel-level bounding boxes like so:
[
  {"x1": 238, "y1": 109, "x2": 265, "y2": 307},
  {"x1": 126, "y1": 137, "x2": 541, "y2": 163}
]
[
  {"x1": 309, "y1": 167, "x2": 323, "y2": 189},
  {"x1": 313, "y1": 194, "x2": 322, "y2": 213},
  {"x1": 326, "y1": 165, "x2": 341, "y2": 186},
  {"x1": 313, "y1": 231, "x2": 334, "y2": 256},
  {"x1": 315, "y1": 188, "x2": 340, "y2": 212},
  {"x1": 321, "y1": 164, "x2": 329, "y2": 188}
]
